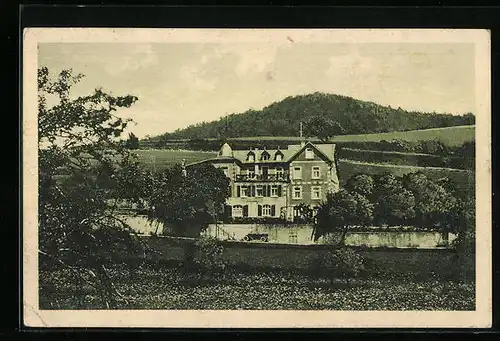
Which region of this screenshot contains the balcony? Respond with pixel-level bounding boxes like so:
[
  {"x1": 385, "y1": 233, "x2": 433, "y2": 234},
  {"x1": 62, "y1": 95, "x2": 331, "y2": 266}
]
[{"x1": 235, "y1": 173, "x2": 290, "y2": 182}]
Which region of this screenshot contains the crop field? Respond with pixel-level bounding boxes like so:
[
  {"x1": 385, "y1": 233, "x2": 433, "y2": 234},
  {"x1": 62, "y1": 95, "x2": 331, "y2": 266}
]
[
  {"x1": 230, "y1": 125, "x2": 475, "y2": 147},
  {"x1": 40, "y1": 265, "x2": 474, "y2": 310}
]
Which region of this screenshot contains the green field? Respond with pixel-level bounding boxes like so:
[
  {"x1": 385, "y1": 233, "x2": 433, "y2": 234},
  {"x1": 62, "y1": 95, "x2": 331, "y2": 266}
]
[
  {"x1": 330, "y1": 125, "x2": 474, "y2": 146},
  {"x1": 133, "y1": 149, "x2": 474, "y2": 188},
  {"x1": 151, "y1": 125, "x2": 475, "y2": 146},
  {"x1": 338, "y1": 160, "x2": 474, "y2": 187},
  {"x1": 229, "y1": 125, "x2": 474, "y2": 146},
  {"x1": 230, "y1": 125, "x2": 475, "y2": 147},
  {"x1": 133, "y1": 149, "x2": 217, "y2": 170}
]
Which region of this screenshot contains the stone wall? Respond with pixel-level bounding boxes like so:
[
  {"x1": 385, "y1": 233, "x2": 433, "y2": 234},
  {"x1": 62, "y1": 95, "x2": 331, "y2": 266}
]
[{"x1": 138, "y1": 236, "x2": 473, "y2": 278}]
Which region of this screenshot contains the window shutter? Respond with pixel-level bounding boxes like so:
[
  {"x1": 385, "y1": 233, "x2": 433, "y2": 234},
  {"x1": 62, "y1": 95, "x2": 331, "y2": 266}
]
[
  {"x1": 271, "y1": 205, "x2": 276, "y2": 217},
  {"x1": 278, "y1": 185, "x2": 282, "y2": 197},
  {"x1": 258, "y1": 205, "x2": 262, "y2": 217},
  {"x1": 251, "y1": 185, "x2": 255, "y2": 197},
  {"x1": 243, "y1": 205, "x2": 248, "y2": 217},
  {"x1": 225, "y1": 205, "x2": 232, "y2": 217},
  {"x1": 237, "y1": 186, "x2": 241, "y2": 197},
  {"x1": 266, "y1": 185, "x2": 271, "y2": 197}
]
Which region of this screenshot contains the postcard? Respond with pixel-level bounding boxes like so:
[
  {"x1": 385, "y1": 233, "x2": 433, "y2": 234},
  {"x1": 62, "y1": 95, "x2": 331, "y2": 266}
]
[{"x1": 23, "y1": 28, "x2": 491, "y2": 328}]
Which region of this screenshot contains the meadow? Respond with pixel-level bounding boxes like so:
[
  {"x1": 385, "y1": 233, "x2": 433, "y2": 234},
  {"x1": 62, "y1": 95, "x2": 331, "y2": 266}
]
[
  {"x1": 133, "y1": 149, "x2": 217, "y2": 170},
  {"x1": 132, "y1": 149, "x2": 474, "y2": 187},
  {"x1": 227, "y1": 125, "x2": 475, "y2": 147},
  {"x1": 337, "y1": 160, "x2": 474, "y2": 186},
  {"x1": 39, "y1": 265, "x2": 475, "y2": 310}
]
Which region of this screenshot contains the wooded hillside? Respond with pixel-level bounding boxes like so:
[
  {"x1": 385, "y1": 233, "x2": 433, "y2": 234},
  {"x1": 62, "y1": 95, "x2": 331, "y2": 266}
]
[{"x1": 158, "y1": 92, "x2": 474, "y2": 140}]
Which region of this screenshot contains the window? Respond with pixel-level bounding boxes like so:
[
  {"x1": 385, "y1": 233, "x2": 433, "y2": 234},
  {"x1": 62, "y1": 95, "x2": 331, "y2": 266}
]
[
  {"x1": 262, "y1": 204, "x2": 272, "y2": 217},
  {"x1": 305, "y1": 148, "x2": 314, "y2": 159},
  {"x1": 247, "y1": 152, "x2": 255, "y2": 162},
  {"x1": 311, "y1": 186, "x2": 321, "y2": 200},
  {"x1": 261, "y1": 153, "x2": 270, "y2": 161},
  {"x1": 275, "y1": 153, "x2": 283, "y2": 161},
  {"x1": 221, "y1": 166, "x2": 229, "y2": 177},
  {"x1": 256, "y1": 185, "x2": 264, "y2": 197},
  {"x1": 247, "y1": 169, "x2": 255, "y2": 179},
  {"x1": 293, "y1": 186, "x2": 302, "y2": 199},
  {"x1": 292, "y1": 166, "x2": 302, "y2": 180},
  {"x1": 232, "y1": 205, "x2": 243, "y2": 217},
  {"x1": 312, "y1": 166, "x2": 321, "y2": 179},
  {"x1": 240, "y1": 186, "x2": 248, "y2": 198},
  {"x1": 276, "y1": 167, "x2": 284, "y2": 179},
  {"x1": 271, "y1": 185, "x2": 279, "y2": 197}
]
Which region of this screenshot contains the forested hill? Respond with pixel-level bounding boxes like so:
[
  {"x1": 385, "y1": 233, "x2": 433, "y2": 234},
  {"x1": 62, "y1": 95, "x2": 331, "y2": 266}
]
[{"x1": 161, "y1": 92, "x2": 475, "y2": 140}]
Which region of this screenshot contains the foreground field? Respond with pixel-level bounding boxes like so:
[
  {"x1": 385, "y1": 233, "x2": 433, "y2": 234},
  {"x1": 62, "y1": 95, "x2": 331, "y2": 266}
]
[{"x1": 40, "y1": 265, "x2": 475, "y2": 310}]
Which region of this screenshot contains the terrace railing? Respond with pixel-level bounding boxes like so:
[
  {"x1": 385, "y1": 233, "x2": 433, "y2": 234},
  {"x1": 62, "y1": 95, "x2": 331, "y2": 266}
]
[{"x1": 235, "y1": 173, "x2": 290, "y2": 182}]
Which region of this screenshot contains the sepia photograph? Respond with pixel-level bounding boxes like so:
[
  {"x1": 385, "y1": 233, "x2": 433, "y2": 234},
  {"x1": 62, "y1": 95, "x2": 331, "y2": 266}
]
[{"x1": 23, "y1": 28, "x2": 491, "y2": 328}]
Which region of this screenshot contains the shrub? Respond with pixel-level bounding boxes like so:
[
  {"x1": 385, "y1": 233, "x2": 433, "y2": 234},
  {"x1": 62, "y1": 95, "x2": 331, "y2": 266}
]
[
  {"x1": 193, "y1": 237, "x2": 227, "y2": 278},
  {"x1": 311, "y1": 247, "x2": 365, "y2": 285}
]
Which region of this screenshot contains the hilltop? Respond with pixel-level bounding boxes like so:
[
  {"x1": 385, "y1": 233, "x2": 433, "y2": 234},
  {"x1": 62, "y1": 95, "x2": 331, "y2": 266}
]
[{"x1": 154, "y1": 92, "x2": 474, "y2": 141}]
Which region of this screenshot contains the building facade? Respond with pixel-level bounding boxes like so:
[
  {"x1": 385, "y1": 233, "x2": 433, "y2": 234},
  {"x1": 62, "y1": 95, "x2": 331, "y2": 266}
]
[{"x1": 189, "y1": 141, "x2": 340, "y2": 221}]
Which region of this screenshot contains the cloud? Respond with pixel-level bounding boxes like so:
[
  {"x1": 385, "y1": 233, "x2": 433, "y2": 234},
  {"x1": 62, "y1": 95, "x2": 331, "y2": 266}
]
[{"x1": 178, "y1": 63, "x2": 217, "y2": 92}]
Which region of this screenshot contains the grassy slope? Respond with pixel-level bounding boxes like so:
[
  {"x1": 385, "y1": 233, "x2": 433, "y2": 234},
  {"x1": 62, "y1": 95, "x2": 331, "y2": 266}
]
[
  {"x1": 231, "y1": 125, "x2": 475, "y2": 147},
  {"x1": 338, "y1": 160, "x2": 474, "y2": 186},
  {"x1": 135, "y1": 125, "x2": 475, "y2": 183},
  {"x1": 133, "y1": 149, "x2": 474, "y2": 187},
  {"x1": 133, "y1": 149, "x2": 217, "y2": 170}
]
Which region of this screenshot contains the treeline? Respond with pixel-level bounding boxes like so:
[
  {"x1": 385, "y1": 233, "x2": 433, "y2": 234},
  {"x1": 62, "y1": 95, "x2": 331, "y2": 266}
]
[
  {"x1": 313, "y1": 171, "x2": 475, "y2": 243},
  {"x1": 158, "y1": 92, "x2": 475, "y2": 139},
  {"x1": 144, "y1": 137, "x2": 474, "y2": 156}
]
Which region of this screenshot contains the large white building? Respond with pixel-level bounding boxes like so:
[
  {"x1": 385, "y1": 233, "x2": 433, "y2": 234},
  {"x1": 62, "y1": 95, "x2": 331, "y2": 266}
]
[{"x1": 190, "y1": 140, "x2": 341, "y2": 221}]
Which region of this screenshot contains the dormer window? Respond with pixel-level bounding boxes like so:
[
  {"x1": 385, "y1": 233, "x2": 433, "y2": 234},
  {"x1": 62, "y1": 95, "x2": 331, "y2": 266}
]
[
  {"x1": 260, "y1": 150, "x2": 270, "y2": 161},
  {"x1": 247, "y1": 151, "x2": 255, "y2": 162},
  {"x1": 274, "y1": 150, "x2": 284, "y2": 161}
]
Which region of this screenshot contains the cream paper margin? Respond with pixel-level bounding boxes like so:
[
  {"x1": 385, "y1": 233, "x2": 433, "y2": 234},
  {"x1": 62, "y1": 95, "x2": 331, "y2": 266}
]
[{"x1": 22, "y1": 28, "x2": 492, "y2": 328}]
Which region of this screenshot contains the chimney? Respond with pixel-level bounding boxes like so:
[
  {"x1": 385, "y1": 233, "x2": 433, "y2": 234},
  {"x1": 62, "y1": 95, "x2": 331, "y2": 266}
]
[{"x1": 299, "y1": 122, "x2": 305, "y2": 148}]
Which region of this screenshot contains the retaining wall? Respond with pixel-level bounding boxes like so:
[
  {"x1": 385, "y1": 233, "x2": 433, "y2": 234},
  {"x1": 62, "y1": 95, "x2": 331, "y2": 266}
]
[{"x1": 139, "y1": 236, "x2": 473, "y2": 278}]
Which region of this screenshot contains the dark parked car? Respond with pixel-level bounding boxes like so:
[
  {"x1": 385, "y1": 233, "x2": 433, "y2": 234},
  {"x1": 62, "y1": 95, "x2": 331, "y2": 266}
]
[{"x1": 242, "y1": 233, "x2": 269, "y2": 242}]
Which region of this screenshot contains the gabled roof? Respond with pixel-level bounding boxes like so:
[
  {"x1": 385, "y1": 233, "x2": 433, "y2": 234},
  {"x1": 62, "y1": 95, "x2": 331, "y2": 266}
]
[
  {"x1": 287, "y1": 141, "x2": 336, "y2": 164},
  {"x1": 232, "y1": 146, "x2": 301, "y2": 164},
  {"x1": 187, "y1": 141, "x2": 336, "y2": 167}
]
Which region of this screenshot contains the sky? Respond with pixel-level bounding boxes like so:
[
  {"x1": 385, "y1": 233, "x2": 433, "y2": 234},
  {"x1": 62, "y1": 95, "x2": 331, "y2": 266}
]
[{"x1": 38, "y1": 42, "x2": 475, "y2": 138}]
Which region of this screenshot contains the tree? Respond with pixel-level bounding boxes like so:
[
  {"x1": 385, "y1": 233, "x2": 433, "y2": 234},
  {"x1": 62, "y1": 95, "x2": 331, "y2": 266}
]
[
  {"x1": 372, "y1": 173, "x2": 415, "y2": 226},
  {"x1": 303, "y1": 116, "x2": 345, "y2": 142},
  {"x1": 313, "y1": 189, "x2": 374, "y2": 243},
  {"x1": 345, "y1": 173, "x2": 374, "y2": 198},
  {"x1": 293, "y1": 203, "x2": 316, "y2": 224},
  {"x1": 402, "y1": 172, "x2": 457, "y2": 230},
  {"x1": 124, "y1": 132, "x2": 140, "y2": 149},
  {"x1": 144, "y1": 163, "x2": 231, "y2": 238},
  {"x1": 38, "y1": 67, "x2": 144, "y2": 308}
]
